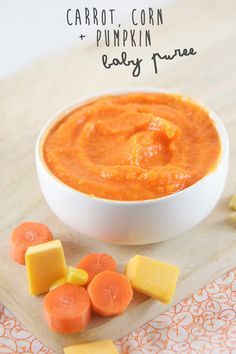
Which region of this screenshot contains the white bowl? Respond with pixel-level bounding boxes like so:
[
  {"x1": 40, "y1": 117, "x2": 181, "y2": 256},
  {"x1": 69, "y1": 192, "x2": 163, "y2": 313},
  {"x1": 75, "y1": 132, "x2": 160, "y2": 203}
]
[{"x1": 35, "y1": 88, "x2": 229, "y2": 245}]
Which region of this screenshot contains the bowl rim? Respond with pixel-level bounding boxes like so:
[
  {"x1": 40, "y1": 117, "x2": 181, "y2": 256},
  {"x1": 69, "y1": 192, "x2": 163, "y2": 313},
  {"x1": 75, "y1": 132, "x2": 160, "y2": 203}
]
[{"x1": 36, "y1": 86, "x2": 229, "y2": 206}]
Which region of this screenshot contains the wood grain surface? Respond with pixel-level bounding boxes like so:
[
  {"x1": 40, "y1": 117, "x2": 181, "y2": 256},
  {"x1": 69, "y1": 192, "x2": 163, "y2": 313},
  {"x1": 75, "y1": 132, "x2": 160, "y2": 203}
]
[{"x1": 0, "y1": 0, "x2": 236, "y2": 352}]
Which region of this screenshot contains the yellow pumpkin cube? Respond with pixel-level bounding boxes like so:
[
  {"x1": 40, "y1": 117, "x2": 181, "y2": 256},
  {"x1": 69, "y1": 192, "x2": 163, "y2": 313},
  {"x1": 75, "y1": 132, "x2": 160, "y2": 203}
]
[
  {"x1": 126, "y1": 255, "x2": 179, "y2": 303},
  {"x1": 229, "y1": 195, "x2": 236, "y2": 210},
  {"x1": 25, "y1": 239, "x2": 67, "y2": 295},
  {"x1": 63, "y1": 340, "x2": 118, "y2": 354}
]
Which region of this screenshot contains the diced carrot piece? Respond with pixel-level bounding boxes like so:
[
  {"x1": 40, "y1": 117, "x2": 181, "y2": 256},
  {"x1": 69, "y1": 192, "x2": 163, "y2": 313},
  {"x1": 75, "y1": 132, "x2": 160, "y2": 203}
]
[
  {"x1": 10, "y1": 222, "x2": 53, "y2": 265},
  {"x1": 44, "y1": 283, "x2": 91, "y2": 334},
  {"x1": 87, "y1": 270, "x2": 133, "y2": 317},
  {"x1": 78, "y1": 253, "x2": 117, "y2": 283}
]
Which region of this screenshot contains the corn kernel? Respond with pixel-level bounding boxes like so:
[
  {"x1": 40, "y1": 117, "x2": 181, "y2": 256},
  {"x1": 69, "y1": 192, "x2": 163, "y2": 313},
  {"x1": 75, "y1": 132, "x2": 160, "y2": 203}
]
[
  {"x1": 67, "y1": 266, "x2": 88, "y2": 286},
  {"x1": 229, "y1": 195, "x2": 236, "y2": 211},
  {"x1": 49, "y1": 277, "x2": 67, "y2": 291}
]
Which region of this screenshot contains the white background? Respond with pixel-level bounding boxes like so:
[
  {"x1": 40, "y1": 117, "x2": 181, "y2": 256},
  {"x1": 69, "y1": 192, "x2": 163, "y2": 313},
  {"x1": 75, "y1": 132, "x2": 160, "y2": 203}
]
[{"x1": 0, "y1": 0, "x2": 174, "y2": 79}]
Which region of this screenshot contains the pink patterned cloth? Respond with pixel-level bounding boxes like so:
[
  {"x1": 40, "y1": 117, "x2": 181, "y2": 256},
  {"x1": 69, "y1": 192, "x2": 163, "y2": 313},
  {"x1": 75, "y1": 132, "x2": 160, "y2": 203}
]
[{"x1": 0, "y1": 269, "x2": 236, "y2": 353}]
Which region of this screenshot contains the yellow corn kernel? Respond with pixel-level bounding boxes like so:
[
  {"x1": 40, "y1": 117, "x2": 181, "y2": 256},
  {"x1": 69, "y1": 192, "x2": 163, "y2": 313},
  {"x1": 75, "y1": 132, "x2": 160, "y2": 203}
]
[
  {"x1": 67, "y1": 266, "x2": 88, "y2": 286},
  {"x1": 49, "y1": 277, "x2": 67, "y2": 291},
  {"x1": 229, "y1": 195, "x2": 236, "y2": 211},
  {"x1": 49, "y1": 267, "x2": 88, "y2": 290}
]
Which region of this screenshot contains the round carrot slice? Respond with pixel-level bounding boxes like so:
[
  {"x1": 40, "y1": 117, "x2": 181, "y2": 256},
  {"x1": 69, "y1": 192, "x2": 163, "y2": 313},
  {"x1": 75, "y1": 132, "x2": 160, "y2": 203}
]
[
  {"x1": 87, "y1": 270, "x2": 133, "y2": 317},
  {"x1": 77, "y1": 253, "x2": 117, "y2": 283},
  {"x1": 44, "y1": 283, "x2": 91, "y2": 334},
  {"x1": 10, "y1": 221, "x2": 53, "y2": 265}
]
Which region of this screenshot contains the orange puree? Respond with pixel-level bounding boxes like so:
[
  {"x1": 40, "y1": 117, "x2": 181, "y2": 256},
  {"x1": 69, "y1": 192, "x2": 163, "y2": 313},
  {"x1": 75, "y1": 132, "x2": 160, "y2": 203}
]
[{"x1": 43, "y1": 93, "x2": 221, "y2": 201}]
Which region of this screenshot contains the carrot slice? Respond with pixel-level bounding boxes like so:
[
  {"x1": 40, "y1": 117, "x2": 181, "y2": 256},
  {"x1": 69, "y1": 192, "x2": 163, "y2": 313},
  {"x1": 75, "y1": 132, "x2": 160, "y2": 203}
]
[
  {"x1": 78, "y1": 253, "x2": 117, "y2": 283},
  {"x1": 10, "y1": 222, "x2": 53, "y2": 265},
  {"x1": 44, "y1": 283, "x2": 91, "y2": 334},
  {"x1": 87, "y1": 270, "x2": 133, "y2": 317}
]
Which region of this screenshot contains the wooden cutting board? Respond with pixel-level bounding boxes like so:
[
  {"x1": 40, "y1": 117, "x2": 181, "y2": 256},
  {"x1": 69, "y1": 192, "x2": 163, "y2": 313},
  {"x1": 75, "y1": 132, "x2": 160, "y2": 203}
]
[{"x1": 0, "y1": 0, "x2": 236, "y2": 352}]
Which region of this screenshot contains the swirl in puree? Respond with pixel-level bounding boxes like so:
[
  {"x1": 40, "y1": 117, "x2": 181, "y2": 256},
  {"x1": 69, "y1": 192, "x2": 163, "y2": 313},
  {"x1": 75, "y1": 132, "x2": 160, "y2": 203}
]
[{"x1": 43, "y1": 93, "x2": 221, "y2": 201}]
